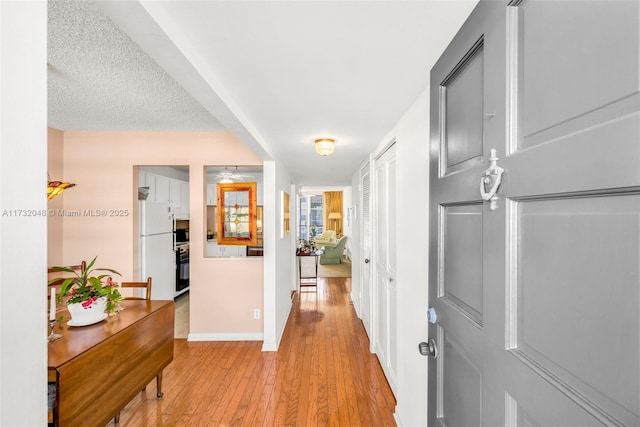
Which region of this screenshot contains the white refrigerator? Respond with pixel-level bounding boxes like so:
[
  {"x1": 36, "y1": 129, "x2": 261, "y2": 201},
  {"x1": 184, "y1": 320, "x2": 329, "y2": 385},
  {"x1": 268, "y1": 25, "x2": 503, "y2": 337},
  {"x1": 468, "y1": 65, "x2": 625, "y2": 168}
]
[{"x1": 140, "y1": 201, "x2": 176, "y2": 300}]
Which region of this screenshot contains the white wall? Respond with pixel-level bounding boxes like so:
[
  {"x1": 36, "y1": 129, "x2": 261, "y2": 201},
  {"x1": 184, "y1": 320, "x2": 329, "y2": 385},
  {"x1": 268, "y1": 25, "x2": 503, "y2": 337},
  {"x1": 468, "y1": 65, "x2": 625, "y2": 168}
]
[
  {"x1": 352, "y1": 89, "x2": 431, "y2": 426},
  {"x1": 392, "y1": 90, "x2": 431, "y2": 426},
  {"x1": 0, "y1": 1, "x2": 48, "y2": 424},
  {"x1": 262, "y1": 161, "x2": 296, "y2": 351}
]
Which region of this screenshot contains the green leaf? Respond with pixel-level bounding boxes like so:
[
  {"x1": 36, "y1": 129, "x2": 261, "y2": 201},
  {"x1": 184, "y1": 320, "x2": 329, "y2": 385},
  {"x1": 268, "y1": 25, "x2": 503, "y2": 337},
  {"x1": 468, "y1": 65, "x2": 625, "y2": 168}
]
[
  {"x1": 49, "y1": 266, "x2": 76, "y2": 274},
  {"x1": 94, "y1": 268, "x2": 122, "y2": 276},
  {"x1": 85, "y1": 256, "x2": 98, "y2": 271}
]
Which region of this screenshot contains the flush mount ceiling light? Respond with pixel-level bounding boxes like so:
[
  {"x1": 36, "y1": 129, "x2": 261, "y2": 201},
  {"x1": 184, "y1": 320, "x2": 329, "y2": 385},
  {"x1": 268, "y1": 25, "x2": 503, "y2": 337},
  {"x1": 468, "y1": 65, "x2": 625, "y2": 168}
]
[
  {"x1": 315, "y1": 138, "x2": 335, "y2": 156},
  {"x1": 47, "y1": 173, "x2": 76, "y2": 200}
]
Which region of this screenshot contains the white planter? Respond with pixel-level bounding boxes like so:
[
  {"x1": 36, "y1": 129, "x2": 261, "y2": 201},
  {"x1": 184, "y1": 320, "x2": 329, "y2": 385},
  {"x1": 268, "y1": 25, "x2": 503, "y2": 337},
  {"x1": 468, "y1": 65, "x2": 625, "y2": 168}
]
[{"x1": 67, "y1": 296, "x2": 107, "y2": 326}]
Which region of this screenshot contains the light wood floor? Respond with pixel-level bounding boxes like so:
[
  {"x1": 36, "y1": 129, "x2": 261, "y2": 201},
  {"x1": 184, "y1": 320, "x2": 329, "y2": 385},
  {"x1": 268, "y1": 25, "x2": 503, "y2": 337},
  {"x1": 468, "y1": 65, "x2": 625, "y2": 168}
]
[
  {"x1": 174, "y1": 292, "x2": 189, "y2": 339},
  {"x1": 109, "y1": 277, "x2": 396, "y2": 426}
]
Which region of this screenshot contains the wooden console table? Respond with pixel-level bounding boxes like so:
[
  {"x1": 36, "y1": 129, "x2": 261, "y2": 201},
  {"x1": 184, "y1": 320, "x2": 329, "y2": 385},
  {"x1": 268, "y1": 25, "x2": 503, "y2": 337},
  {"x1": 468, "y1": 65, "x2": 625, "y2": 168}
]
[{"x1": 48, "y1": 300, "x2": 175, "y2": 426}]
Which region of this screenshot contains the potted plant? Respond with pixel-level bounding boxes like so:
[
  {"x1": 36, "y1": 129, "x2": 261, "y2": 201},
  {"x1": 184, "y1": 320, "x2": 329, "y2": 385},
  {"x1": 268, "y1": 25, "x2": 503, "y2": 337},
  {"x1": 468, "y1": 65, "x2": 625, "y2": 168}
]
[
  {"x1": 297, "y1": 239, "x2": 315, "y2": 254},
  {"x1": 49, "y1": 256, "x2": 123, "y2": 324}
]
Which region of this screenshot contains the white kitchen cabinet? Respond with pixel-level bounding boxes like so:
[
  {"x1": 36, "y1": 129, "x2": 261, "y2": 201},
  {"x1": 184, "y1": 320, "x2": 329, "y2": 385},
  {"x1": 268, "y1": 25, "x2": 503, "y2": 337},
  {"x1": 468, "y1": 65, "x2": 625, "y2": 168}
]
[
  {"x1": 228, "y1": 246, "x2": 246, "y2": 257},
  {"x1": 206, "y1": 184, "x2": 217, "y2": 206},
  {"x1": 180, "y1": 181, "x2": 189, "y2": 217},
  {"x1": 167, "y1": 178, "x2": 189, "y2": 218},
  {"x1": 141, "y1": 172, "x2": 189, "y2": 218},
  {"x1": 206, "y1": 241, "x2": 246, "y2": 257},
  {"x1": 206, "y1": 241, "x2": 221, "y2": 257},
  {"x1": 155, "y1": 175, "x2": 170, "y2": 205},
  {"x1": 169, "y1": 179, "x2": 181, "y2": 211}
]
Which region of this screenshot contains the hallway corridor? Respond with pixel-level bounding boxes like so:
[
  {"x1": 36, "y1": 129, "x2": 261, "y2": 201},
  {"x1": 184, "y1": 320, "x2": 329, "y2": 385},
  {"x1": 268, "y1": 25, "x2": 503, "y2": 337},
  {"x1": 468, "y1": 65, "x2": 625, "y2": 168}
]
[{"x1": 111, "y1": 277, "x2": 396, "y2": 426}]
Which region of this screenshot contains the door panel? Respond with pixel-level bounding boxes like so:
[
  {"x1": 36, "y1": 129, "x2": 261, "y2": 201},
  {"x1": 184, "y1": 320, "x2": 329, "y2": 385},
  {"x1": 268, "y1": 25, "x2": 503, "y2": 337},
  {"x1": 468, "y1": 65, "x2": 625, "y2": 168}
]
[
  {"x1": 518, "y1": 1, "x2": 639, "y2": 143},
  {"x1": 505, "y1": 382, "x2": 608, "y2": 427},
  {"x1": 376, "y1": 161, "x2": 388, "y2": 269},
  {"x1": 441, "y1": 334, "x2": 482, "y2": 427},
  {"x1": 388, "y1": 278, "x2": 398, "y2": 379},
  {"x1": 440, "y1": 203, "x2": 483, "y2": 326},
  {"x1": 387, "y1": 153, "x2": 397, "y2": 275},
  {"x1": 513, "y1": 195, "x2": 640, "y2": 419},
  {"x1": 429, "y1": 0, "x2": 640, "y2": 426},
  {"x1": 360, "y1": 164, "x2": 372, "y2": 339},
  {"x1": 375, "y1": 144, "x2": 398, "y2": 394},
  {"x1": 376, "y1": 269, "x2": 388, "y2": 363},
  {"x1": 443, "y1": 41, "x2": 485, "y2": 174}
]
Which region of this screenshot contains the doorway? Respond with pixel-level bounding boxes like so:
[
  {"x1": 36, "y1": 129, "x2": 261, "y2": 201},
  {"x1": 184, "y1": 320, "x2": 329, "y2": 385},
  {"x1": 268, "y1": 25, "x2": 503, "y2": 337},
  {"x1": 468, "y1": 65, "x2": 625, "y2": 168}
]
[{"x1": 137, "y1": 165, "x2": 190, "y2": 338}]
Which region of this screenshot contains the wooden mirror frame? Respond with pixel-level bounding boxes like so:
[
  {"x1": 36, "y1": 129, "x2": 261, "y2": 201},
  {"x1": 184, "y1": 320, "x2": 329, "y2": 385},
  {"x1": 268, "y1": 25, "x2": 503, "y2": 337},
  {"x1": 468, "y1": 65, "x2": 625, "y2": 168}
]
[
  {"x1": 281, "y1": 191, "x2": 290, "y2": 238},
  {"x1": 216, "y1": 182, "x2": 258, "y2": 246}
]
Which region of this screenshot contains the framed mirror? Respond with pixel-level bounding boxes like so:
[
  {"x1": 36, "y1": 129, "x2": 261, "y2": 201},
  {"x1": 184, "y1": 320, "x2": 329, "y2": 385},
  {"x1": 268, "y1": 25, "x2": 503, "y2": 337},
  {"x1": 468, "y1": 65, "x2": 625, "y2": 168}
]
[{"x1": 216, "y1": 182, "x2": 258, "y2": 246}]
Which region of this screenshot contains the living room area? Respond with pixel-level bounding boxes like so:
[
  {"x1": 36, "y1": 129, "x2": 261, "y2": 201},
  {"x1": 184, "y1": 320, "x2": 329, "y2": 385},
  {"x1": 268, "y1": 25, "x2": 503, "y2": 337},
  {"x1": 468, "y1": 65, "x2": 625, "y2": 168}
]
[{"x1": 297, "y1": 189, "x2": 352, "y2": 277}]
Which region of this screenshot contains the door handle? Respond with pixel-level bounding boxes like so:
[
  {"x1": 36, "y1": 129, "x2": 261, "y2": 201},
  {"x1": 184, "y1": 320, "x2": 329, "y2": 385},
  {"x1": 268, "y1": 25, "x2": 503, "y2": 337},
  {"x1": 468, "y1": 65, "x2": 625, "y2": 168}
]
[
  {"x1": 364, "y1": 258, "x2": 370, "y2": 263},
  {"x1": 419, "y1": 339, "x2": 437, "y2": 358}
]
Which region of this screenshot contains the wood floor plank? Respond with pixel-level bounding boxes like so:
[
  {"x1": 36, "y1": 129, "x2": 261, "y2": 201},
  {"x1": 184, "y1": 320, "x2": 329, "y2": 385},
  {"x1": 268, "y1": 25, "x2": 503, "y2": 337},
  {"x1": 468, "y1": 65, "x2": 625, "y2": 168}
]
[{"x1": 108, "y1": 277, "x2": 396, "y2": 426}]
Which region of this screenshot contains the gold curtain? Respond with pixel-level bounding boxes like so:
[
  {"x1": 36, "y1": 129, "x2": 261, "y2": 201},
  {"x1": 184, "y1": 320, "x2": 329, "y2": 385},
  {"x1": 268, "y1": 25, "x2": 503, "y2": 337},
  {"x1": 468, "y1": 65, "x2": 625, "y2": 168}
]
[{"x1": 323, "y1": 191, "x2": 343, "y2": 236}]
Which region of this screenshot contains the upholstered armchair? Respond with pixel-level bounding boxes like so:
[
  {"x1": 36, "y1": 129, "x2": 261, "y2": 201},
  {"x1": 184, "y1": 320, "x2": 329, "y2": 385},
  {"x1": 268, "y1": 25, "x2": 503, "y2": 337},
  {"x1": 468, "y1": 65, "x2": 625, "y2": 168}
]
[
  {"x1": 319, "y1": 236, "x2": 347, "y2": 265},
  {"x1": 314, "y1": 230, "x2": 337, "y2": 247}
]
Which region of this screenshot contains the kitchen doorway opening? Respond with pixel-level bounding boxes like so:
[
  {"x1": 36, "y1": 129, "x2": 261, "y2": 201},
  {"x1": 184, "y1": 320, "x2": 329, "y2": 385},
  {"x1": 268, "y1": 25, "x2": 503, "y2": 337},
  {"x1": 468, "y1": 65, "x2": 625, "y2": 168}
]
[{"x1": 137, "y1": 165, "x2": 189, "y2": 338}]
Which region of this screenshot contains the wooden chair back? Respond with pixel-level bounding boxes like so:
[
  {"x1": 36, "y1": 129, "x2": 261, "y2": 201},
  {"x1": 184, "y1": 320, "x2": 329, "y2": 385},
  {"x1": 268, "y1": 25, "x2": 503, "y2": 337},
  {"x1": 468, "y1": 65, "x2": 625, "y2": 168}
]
[
  {"x1": 48, "y1": 261, "x2": 86, "y2": 288},
  {"x1": 120, "y1": 277, "x2": 152, "y2": 301},
  {"x1": 48, "y1": 261, "x2": 86, "y2": 298},
  {"x1": 48, "y1": 261, "x2": 86, "y2": 319}
]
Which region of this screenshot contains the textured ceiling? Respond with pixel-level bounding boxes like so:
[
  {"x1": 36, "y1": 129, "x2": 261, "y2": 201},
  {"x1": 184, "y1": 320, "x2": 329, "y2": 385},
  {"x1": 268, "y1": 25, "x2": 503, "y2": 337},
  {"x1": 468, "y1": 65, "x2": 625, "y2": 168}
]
[
  {"x1": 47, "y1": 0, "x2": 224, "y2": 131},
  {"x1": 48, "y1": 0, "x2": 478, "y2": 186}
]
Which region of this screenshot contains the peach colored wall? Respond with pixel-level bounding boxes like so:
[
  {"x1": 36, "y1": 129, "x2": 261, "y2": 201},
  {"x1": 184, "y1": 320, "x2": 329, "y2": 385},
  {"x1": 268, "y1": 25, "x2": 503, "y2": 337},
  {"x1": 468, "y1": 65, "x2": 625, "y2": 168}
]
[
  {"x1": 54, "y1": 130, "x2": 264, "y2": 335},
  {"x1": 47, "y1": 128, "x2": 64, "y2": 266}
]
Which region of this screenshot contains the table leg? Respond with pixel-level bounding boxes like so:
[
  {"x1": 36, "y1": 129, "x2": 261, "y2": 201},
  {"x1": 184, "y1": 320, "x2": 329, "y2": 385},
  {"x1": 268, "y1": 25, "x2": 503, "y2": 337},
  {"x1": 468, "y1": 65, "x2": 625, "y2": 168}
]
[
  {"x1": 315, "y1": 255, "x2": 319, "y2": 281},
  {"x1": 156, "y1": 372, "x2": 164, "y2": 399}
]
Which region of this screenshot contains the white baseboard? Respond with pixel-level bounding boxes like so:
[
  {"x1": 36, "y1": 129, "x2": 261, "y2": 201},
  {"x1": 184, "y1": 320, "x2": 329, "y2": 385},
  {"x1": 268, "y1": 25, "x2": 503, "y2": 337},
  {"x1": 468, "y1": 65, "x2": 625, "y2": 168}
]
[
  {"x1": 187, "y1": 332, "x2": 264, "y2": 342},
  {"x1": 351, "y1": 294, "x2": 361, "y2": 317}
]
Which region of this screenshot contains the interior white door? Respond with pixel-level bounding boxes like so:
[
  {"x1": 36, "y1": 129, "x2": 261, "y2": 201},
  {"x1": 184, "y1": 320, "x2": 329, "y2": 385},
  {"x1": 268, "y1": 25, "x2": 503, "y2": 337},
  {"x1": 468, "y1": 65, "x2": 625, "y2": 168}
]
[
  {"x1": 360, "y1": 162, "x2": 373, "y2": 340},
  {"x1": 375, "y1": 144, "x2": 398, "y2": 394},
  {"x1": 428, "y1": 0, "x2": 640, "y2": 425}
]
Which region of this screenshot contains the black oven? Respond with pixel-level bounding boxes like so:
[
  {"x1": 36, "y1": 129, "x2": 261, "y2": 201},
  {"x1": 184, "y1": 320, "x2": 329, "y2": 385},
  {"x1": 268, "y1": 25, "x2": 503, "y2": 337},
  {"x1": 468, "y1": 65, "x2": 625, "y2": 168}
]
[
  {"x1": 175, "y1": 229, "x2": 188, "y2": 244},
  {"x1": 176, "y1": 245, "x2": 189, "y2": 292}
]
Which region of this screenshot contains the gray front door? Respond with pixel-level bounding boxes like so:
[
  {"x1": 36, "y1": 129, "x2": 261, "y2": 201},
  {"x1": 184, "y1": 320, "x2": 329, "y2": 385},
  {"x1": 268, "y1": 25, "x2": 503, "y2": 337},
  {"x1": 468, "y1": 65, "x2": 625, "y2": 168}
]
[{"x1": 428, "y1": 1, "x2": 640, "y2": 425}]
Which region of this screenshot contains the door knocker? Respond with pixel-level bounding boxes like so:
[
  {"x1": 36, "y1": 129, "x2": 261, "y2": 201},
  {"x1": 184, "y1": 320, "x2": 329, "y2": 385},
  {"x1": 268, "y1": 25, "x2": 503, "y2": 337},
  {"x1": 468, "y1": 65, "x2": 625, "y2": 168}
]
[{"x1": 480, "y1": 149, "x2": 504, "y2": 211}]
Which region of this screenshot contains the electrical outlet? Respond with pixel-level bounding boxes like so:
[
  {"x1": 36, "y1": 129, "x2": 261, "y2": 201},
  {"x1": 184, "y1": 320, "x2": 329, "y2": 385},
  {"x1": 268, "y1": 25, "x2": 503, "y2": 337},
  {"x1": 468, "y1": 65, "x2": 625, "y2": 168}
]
[{"x1": 253, "y1": 309, "x2": 261, "y2": 319}]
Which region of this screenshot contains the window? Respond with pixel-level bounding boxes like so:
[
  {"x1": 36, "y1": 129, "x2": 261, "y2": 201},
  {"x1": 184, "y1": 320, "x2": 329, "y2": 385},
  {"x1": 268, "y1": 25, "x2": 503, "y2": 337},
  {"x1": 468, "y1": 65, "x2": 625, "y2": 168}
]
[{"x1": 298, "y1": 194, "x2": 324, "y2": 241}]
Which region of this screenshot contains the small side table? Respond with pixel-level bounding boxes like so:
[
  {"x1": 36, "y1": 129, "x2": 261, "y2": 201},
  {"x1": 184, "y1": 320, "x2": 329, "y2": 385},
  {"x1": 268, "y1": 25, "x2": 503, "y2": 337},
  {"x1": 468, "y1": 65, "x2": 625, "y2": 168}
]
[{"x1": 296, "y1": 250, "x2": 324, "y2": 292}]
